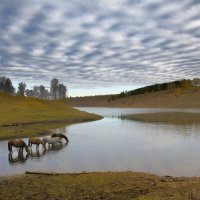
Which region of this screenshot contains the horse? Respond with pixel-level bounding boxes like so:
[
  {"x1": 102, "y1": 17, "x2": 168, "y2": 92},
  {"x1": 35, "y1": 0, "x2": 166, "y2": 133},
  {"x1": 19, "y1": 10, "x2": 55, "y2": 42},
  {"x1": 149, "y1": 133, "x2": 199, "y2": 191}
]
[
  {"x1": 8, "y1": 139, "x2": 29, "y2": 154},
  {"x1": 42, "y1": 137, "x2": 63, "y2": 147},
  {"x1": 51, "y1": 133, "x2": 69, "y2": 143},
  {"x1": 28, "y1": 137, "x2": 46, "y2": 150}
]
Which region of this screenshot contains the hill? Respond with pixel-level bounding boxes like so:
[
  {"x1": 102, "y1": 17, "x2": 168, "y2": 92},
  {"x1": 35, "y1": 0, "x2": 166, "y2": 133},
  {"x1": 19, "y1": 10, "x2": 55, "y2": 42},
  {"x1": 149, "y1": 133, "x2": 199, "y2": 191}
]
[
  {"x1": 66, "y1": 88, "x2": 200, "y2": 108},
  {"x1": 0, "y1": 93, "x2": 102, "y2": 139}
]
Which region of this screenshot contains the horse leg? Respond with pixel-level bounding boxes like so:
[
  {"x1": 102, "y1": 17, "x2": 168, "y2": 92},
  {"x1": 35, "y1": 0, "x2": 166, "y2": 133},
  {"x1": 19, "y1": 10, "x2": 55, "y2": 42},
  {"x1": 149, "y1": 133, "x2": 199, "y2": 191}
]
[{"x1": 9, "y1": 145, "x2": 13, "y2": 153}]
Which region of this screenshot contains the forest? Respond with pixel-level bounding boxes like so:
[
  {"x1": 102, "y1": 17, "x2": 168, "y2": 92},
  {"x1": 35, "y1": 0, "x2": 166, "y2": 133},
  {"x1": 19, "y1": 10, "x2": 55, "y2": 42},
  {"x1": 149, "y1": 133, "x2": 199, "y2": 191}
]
[
  {"x1": 109, "y1": 78, "x2": 200, "y2": 101},
  {"x1": 0, "y1": 77, "x2": 67, "y2": 100}
]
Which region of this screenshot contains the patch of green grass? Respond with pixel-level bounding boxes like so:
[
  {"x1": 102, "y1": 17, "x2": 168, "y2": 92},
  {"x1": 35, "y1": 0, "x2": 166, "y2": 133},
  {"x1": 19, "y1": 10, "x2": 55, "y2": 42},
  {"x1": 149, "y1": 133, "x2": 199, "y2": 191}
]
[{"x1": 0, "y1": 93, "x2": 102, "y2": 139}]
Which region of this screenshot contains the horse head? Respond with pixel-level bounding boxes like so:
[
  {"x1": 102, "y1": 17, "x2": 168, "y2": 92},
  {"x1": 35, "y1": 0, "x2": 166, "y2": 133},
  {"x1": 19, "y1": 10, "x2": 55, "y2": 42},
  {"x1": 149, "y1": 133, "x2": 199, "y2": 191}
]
[{"x1": 42, "y1": 138, "x2": 47, "y2": 144}]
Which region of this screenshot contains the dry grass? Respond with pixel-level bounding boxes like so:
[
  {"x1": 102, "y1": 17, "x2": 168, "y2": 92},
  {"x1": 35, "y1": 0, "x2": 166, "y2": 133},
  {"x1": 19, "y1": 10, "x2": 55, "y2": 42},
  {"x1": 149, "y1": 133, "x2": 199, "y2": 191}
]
[
  {"x1": 0, "y1": 93, "x2": 102, "y2": 140},
  {"x1": 1, "y1": 172, "x2": 200, "y2": 199}
]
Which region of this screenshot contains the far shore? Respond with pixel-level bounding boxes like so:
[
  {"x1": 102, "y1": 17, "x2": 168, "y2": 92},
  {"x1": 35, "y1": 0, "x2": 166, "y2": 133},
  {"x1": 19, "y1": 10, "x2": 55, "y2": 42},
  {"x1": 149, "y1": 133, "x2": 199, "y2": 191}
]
[
  {"x1": 123, "y1": 112, "x2": 200, "y2": 125},
  {"x1": 66, "y1": 88, "x2": 200, "y2": 108}
]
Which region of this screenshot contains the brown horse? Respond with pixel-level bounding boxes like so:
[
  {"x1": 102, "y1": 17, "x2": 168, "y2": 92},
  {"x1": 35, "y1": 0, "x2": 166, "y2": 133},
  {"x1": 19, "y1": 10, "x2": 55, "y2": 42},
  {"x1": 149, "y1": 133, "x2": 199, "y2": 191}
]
[
  {"x1": 8, "y1": 139, "x2": 29, "y2": 154},
  {"x1": 51, "y1": 133, "x2": 69, "y2": 143},
  {"x1": 28, "y1": 138, "x2": 46, "y2": 150}
]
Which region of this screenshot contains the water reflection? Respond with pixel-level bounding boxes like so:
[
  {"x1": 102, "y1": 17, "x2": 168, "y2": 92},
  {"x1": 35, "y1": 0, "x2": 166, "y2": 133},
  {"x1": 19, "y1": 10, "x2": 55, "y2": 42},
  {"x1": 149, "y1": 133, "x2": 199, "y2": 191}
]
[
  {"x1": 45, "y1": 142, "x2": 68, "y2": 153},
  {"x1": 29, "y1": 148, "x2": 46, "y2": 159},
  {"x1": 8, "y1": 152, "x2": 29, "y2": 164},
  {"x1": 8, "y1": 140, "x2": 69, "y2": 165}
]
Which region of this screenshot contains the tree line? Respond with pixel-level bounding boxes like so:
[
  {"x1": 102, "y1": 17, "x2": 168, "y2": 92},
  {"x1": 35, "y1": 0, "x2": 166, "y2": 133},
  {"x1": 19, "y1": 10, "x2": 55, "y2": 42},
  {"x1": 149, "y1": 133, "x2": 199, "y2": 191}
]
[
  {"x1": 0, "y1": 77, "x2": 67, "y2": 100},
  {"x1": 109, "y1": 79, "x2": 199, "y2": 101}
]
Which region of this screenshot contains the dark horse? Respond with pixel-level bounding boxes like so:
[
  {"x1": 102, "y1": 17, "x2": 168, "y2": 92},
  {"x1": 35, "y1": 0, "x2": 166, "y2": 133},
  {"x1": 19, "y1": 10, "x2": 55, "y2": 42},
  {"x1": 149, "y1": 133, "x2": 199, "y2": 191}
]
[
  {"x1": 51, "y1": 133, "x2": 69, "y2": 143},
  {"x1": 8, "y1": 139, "x2": 29, "y2": 154}
]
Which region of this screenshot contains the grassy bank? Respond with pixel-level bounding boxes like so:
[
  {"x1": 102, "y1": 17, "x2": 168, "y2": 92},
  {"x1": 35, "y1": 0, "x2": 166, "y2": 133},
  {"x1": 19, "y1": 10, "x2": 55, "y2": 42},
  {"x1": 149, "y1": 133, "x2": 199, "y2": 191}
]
[
  {"x1": 0, "y1": 93, "x2": 102, "y2": 140},
  {"x1": 1, "y1": 172, "x2": 200, "y2": 199},
  {"x1": 123, "y1": 112, "x2": 200, "y2": 125}
]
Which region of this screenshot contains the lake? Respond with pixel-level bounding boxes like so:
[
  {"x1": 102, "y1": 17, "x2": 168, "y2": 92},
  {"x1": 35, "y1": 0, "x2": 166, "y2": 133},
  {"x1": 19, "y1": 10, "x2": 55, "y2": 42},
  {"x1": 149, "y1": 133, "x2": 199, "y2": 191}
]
[{"x1": 1, "y1": 107, "x2": 200, "y2": 177}]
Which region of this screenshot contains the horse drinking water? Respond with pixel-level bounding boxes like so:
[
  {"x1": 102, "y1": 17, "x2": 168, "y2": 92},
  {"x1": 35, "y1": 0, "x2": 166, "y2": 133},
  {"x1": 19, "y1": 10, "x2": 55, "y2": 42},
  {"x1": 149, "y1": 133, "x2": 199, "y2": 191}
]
[{"x1": 51, "y1": 133, "x2": 69, "y2": 143}]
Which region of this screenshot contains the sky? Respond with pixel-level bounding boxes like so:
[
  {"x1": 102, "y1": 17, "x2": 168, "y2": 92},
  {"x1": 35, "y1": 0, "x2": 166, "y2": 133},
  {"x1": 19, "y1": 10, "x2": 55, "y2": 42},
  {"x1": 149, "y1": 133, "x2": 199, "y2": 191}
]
[{"x1": 0, "y1": 0, "x2": 200, "y2": 97}]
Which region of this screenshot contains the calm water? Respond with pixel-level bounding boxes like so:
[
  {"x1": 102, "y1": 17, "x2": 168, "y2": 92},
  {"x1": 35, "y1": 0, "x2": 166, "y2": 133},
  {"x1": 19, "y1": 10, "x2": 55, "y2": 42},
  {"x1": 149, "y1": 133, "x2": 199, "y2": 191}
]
[{"x1": 1, "y1": 107, "x2": 200, "y2": 177}]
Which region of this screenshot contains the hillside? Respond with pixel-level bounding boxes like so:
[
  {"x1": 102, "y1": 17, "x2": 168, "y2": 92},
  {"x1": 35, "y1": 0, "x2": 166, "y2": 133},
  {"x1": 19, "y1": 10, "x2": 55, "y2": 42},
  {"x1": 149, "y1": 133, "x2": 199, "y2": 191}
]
[
  {"x1": 0, "y1": 93, "x2": 102, "y2": 139},
  {"x1": 66, "y1": 88, "x2": 200, "y2": 108}
]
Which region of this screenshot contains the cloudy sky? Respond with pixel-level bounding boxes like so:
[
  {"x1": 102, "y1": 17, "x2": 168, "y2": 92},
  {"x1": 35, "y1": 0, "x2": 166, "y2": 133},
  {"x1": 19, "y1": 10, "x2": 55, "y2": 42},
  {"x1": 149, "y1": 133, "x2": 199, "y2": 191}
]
[{"x1": 0, "y1": 0, "x2": 200, "y2": 96}]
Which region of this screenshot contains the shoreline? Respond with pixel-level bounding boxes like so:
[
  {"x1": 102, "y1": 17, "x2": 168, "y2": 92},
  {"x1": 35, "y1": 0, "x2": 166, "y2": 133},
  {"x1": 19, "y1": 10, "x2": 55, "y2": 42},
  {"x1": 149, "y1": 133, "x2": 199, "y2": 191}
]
[
  {"x1": 1, "y1": 171, "x2": 200, "y2": 199},
  {"x1": 0, "y1": 117, "x2": 103, "y2": 140}
]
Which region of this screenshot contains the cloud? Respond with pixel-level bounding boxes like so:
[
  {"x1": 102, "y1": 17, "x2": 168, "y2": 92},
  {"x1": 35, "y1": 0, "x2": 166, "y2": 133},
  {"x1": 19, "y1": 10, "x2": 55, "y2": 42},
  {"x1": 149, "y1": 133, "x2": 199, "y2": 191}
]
[{"x1": 0, "y1": 0, "x2": 199, "y2": 90}]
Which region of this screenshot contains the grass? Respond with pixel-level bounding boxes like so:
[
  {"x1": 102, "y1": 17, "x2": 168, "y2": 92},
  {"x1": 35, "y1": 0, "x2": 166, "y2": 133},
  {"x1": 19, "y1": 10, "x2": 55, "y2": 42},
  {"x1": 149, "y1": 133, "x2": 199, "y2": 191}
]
[
  {"x1": 1, "y1": 172, "x2": 200, "y2": 199},
  {"x1": 0, "y1": 93, "x2": 102, "y2": 140}
]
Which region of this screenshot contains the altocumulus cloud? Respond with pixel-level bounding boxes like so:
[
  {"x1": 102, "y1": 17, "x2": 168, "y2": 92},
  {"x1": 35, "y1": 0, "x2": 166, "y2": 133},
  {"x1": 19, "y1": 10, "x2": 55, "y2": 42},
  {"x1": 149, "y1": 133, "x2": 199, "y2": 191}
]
[{"x1": 0, "y1": 0, "x2": 200, "y2": 90}]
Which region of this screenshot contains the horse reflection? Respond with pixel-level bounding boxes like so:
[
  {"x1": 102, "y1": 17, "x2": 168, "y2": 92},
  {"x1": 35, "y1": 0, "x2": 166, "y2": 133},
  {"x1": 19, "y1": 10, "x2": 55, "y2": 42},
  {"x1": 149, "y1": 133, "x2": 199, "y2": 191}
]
[
  {"x1": 45, "y1": 142, "x2": 68, "y2": 153},
  {"x1": 8, "y1": 152, "x2": 29, "y2": 164},
  {"x1": 29, "y1": 148, "x2": 46, "y2": 159}
]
